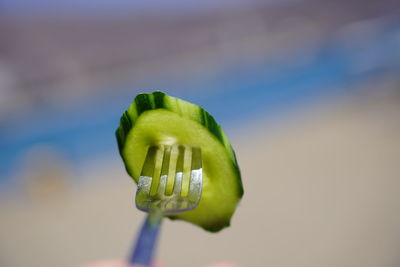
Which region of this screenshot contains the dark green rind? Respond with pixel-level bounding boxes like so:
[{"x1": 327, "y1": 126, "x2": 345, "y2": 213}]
[{"x1": 116, "y1": 91, "x2": 243, "y2": 231}]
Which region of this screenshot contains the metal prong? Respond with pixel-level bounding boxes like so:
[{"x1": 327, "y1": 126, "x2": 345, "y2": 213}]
[
  {"x1": 181, "y1": 146, "x2": 192, "y2": 197},
  {"x1": 149, "y1": 146, "x2": 165, "y2": 196},
  {"x1": 136, "y1": 146, "x2": 158, "y2": 210},
  {"x1": 156, "y1": 145, "x2": 171, "y2": 196},
  {"x1": 172, "y1": 146, "x2": 184, "y2": 195},
  {"x1": 165, "y1": 145, "x2": 179, "y2": 195},
  {"x1": 137, "y1": 146, "x2": 158, "y2": 195},
  {"x1": 188, "y1": 147, "x2": 202, "y2": 203}
]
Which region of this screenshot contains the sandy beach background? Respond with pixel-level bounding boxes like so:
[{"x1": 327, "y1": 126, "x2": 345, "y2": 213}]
[{"x1": 1, "y1": 82, "x2": 400, "y2": 267}]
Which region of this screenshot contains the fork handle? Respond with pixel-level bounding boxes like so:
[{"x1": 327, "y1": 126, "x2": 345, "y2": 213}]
[{"x1": 129, "y1": 209, "x2": 163, "y2": 267}]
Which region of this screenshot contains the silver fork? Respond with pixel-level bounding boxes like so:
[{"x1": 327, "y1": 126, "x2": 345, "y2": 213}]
[{"x1": 129, "y1": 145, "x2": 202, "y2": 267}]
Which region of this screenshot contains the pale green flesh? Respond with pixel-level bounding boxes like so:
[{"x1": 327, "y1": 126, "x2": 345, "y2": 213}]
[{"x1": 117, "y1": 92, "x2": 243, "y2": 232}]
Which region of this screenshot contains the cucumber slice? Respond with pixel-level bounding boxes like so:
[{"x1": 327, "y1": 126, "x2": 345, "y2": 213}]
[{"x1": 116, "y1": 91, "x2": 243, "y2": 232}]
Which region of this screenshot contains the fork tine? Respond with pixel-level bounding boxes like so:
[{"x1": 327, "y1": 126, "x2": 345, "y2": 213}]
[
  {"x1": 156, "y1": 145, "x2": 171, "y2": 195},
  {"x1": 188, "y1": 147, "x2": 202, "y2": 203},
  {"x1": 172, "y1": 145, "x2": 184, "y2": 195},
  {"x1": 149, "y1": 146, "x2": 165, "y2": 196},
  {"x1": 137, "y1": 146, "x2": 158, "y2": 195},
  {"x1": 136, "y1": 146, "x2": 159, "y2": 210},
  {"x1": 191, "y1": 147, "x2": 202, "y2": 170},
  {"x1": 165, "y1": 145, "x2": 179, "y2": 195}
]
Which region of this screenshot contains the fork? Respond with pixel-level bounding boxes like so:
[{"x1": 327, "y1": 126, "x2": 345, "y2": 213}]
[{"x1": 129, "y1": 145, "x2": 202, "y2": 267}]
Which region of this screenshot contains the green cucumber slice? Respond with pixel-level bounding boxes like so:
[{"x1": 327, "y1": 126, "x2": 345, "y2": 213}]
[{"x1": 116, "y1": 91, "x2": 243, "y2": 232}]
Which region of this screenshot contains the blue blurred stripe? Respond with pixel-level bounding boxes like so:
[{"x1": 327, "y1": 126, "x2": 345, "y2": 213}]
[{"x1": 0, "y1": 23, "x2": 399, "y2": 179}]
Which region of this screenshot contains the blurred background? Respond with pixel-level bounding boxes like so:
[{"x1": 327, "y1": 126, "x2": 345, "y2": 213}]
[{"x1": 1, "y1": 0, "x2": 400, "y2": 266}]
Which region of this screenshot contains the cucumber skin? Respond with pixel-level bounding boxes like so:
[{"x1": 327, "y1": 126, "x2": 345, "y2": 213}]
[{"x1": 116, "y1": 91, "x2": 243, "y2": 232}]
